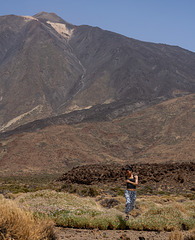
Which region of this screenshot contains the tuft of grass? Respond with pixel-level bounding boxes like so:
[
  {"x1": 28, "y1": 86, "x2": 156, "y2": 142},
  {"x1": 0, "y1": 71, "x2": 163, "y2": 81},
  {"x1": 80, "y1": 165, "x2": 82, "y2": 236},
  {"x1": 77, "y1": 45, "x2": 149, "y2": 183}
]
[
  {"x1": 0, "y1": 196, "x2": 56, "y2": 240},
  {"x1": 169, "y1": 230, "x2": 183, "y2": 240},
  {"x1": 169, "y1": 228, "x2": 195, "y2": 240},
  {"x1": 142, "y1": 206, "x2": 183, "y2": 231}
]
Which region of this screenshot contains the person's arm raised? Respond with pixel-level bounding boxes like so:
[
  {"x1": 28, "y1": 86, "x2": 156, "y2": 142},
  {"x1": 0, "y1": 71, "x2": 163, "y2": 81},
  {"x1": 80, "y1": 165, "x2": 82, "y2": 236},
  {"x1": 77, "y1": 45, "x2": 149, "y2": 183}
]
[{"x1": 126, "y1": 175, "x2": 138, "y2": 185}]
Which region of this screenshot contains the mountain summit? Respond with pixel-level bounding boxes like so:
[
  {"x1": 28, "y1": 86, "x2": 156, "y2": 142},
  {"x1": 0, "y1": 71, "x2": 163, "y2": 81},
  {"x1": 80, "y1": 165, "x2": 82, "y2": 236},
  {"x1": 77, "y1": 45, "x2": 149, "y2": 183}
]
[
  {"x1": 0, "y1": 12, "x2": 195, "y2": 131},
  {"x1": 33, "y1": 11, "x2": 74, "y2": 29}
]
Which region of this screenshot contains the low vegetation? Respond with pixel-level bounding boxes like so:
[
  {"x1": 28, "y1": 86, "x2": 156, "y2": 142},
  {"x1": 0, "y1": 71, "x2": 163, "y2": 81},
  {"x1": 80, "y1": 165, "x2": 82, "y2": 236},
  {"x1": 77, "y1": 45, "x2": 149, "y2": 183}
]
[
  {"x1": 1, "y1": 175, "x2": 194, "y2": 239},
  {"x1": 0, "y1": 195, "x2": 56, "y2": 240},
  {"x1": 12, "y1": 189, "x2": 195, "y2": 231},
  {"x1": 0, "y1": 174, "x2": 59, "y2": 195},
  {"x1": 59, "y1": 183, "x2": 100, "y2": 197}
]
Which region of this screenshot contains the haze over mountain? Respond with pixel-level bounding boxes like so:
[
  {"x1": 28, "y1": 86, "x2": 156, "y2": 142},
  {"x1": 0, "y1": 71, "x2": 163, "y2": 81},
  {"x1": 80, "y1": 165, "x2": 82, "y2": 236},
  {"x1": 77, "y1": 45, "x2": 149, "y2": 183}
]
[{"x1": 0, "y1": 12, "x2": 195, "y2": 132}]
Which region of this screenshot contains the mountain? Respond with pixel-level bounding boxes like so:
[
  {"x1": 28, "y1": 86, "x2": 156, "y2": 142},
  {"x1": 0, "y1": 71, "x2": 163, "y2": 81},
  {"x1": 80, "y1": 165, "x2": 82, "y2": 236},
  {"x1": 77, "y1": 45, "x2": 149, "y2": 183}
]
[
  {"x1": 0, "y1": 94, "x2": 194, "y2": 176},
  {"x1": 0, "y1": 12, "x2": 195, "y2": 132}
]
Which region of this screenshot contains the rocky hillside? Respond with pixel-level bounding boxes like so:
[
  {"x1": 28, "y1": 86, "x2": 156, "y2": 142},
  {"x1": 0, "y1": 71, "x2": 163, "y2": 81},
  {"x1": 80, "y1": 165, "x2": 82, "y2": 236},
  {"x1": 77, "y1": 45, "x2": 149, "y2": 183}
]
[
  {"x1": 57, "y1": 162, "x2": 195, "y2": 193},
  {"x1": 0, "y1": 94, "x2": 194, "y2": 176},
  {"x1": 0, "y1": 12, "x2": 195, "y2": 132}
]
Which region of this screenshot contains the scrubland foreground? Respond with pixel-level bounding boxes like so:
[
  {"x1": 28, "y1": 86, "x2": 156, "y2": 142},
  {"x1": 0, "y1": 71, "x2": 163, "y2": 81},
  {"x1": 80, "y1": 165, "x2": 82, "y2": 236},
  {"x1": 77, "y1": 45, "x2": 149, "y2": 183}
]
[
  {"x1": 0, "y1": 195, "x2": 56, "y2": 240},
  {"x1": 0, "y1": 178, "x2": 194, "y2": 240}
]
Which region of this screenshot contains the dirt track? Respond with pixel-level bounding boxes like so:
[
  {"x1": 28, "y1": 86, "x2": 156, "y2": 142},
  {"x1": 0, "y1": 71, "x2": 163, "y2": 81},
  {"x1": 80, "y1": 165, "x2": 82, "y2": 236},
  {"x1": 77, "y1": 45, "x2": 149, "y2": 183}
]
[{"x1": 55, "y1": 227, "x2": 170, "y2": 240}]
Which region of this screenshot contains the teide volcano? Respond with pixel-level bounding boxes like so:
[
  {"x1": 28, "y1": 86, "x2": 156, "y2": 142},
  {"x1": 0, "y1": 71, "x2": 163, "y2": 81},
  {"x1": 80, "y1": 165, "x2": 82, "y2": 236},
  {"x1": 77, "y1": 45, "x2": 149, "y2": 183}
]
[{"x1": 0, "y1": 12, "x2": 195, "y2": 131}]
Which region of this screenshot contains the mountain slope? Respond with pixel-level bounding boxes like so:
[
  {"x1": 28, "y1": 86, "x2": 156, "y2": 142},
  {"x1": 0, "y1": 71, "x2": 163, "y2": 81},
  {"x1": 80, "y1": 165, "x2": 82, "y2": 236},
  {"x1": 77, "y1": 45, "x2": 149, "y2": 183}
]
[
  {"x1": 0, "y1": 12, "x2": 195, "y2": 132},
  {"x1": 67, "y1": 25, "x2": 195, "y2": 110},
  {"x1": 0, "y1": 94, "x2": 194, "y2": 176},
  {"x1": 0, "y1": 13, "x2": 83, "y2": 131}
]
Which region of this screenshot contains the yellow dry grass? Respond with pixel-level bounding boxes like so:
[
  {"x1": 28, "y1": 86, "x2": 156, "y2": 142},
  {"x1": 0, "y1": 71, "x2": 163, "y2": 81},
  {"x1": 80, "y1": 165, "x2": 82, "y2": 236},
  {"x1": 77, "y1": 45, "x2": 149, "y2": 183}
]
[
  {"x1": 0, "y1": 196, "x2": 56, "y2": 240},
  {"x1": 169, "y1": 228, "x2": 195, "y2": 240},
  {"x1": 169, "y1": 230, "x2": 183, "y2": 240}
]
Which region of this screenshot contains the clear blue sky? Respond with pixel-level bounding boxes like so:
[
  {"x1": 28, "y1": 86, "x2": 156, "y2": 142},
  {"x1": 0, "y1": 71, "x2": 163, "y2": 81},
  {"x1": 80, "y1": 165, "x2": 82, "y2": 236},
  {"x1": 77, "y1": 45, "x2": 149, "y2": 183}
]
[{"x1": 1, "y1": 0, "x2": 195, "y2": 52}]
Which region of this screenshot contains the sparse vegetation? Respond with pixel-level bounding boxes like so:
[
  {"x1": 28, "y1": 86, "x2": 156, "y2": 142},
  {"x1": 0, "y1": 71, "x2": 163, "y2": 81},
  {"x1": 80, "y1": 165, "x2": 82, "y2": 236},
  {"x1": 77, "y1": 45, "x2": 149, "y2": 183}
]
[
  {"x1": 0, "y1": 174, "x2": 59, "y2": 195},
  {"x1": 0, "y1": 174, "x2": 194, "y2": 239},
  {"x1": 59, "y1": 183, "x2": 100, "y2": 197},
  {"x1": 12, "y1": 189, "x2": 195, "y2": 231}
]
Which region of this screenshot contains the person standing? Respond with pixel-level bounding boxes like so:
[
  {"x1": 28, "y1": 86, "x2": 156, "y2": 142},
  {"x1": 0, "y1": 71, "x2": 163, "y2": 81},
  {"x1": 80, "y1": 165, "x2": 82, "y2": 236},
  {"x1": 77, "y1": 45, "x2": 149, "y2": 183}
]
[{"x1": 124, "y1": 165, "x2": 138, "y2": 221}]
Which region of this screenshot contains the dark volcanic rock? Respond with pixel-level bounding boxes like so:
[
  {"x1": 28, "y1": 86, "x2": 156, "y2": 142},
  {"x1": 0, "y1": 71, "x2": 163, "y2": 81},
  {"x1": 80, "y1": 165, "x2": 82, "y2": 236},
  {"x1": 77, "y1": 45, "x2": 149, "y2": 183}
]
[
  {"x1": 0, "y1": 97, "x2": 161, "y2": 138},
  {"x1": 57, "y1": 162, "x2": 195, "y2": 193}
]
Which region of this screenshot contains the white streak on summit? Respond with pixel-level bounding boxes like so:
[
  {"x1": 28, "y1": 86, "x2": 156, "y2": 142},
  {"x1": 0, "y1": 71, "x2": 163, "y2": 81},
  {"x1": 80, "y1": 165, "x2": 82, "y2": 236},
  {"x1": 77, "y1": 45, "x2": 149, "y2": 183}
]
[{"x1": 47, "y1": 21, "x2": 74, "y2": 39}]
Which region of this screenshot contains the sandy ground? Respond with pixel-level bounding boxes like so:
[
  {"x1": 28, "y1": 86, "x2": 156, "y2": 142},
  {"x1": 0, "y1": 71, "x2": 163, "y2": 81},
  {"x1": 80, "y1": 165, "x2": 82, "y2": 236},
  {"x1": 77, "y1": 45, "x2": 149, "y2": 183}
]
[{"x1": 55, "y1": 227, "x2": 170, "y2": 240}]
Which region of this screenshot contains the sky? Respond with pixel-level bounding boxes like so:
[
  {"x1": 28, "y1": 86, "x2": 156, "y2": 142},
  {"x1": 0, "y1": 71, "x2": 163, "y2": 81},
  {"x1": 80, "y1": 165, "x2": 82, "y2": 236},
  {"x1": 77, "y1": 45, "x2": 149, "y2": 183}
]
[{"x1": 0, "y1": 0, "x2": 195, "y2": 52}]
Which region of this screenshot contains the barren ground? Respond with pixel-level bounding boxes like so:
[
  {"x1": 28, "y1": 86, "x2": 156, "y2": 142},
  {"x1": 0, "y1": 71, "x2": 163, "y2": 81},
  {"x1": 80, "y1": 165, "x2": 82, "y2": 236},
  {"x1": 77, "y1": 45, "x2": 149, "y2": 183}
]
[{"x1": 55, "y1": 227, "x2": 170, "y2": 240}]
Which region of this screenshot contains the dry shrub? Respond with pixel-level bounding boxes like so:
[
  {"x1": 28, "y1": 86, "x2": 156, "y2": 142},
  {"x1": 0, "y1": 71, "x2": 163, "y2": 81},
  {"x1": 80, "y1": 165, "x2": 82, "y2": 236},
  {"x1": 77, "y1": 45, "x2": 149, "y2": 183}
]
[
  {"x1": 169, "y1": 229, "x2": 195, "y2": 240},
  {"x1": 0, "y1": 198, "x2": 56, "y2": 240},
  {"x1": 169, "y1": 230, "x2": 183, "y2": 240},
  {"x1": 185, "y1": 227, "x2": 195, "y2": 240},
  {"x1": 173, "y1": 203, "x2": 187, "y2": 215}
]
